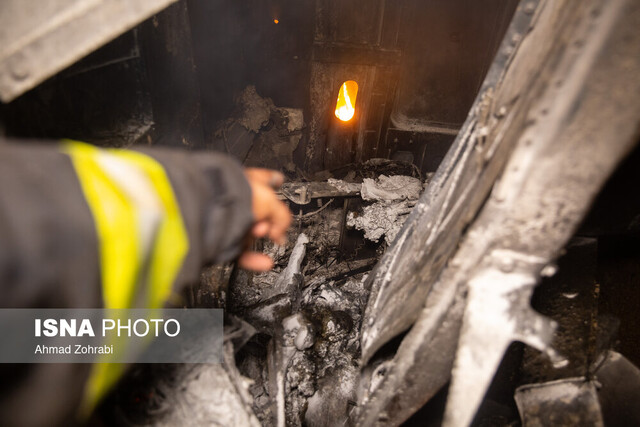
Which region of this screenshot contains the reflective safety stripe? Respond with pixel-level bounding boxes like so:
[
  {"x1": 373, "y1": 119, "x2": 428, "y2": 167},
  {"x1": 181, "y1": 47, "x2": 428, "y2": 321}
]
[
  {"x1": 63, "y1": 142, "x2": 140, "y2": 308},
  {"x1": 61, "y1": 140, "x2": 189, "y2": 415},
  {"x1": 112, "y1": 149, "x2": 189, "y2": 308}
]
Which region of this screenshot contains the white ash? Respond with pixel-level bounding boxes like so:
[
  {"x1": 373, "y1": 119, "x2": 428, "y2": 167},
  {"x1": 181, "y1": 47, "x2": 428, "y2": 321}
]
[
  {"x1": 347, "y1": 200, "x2": 414, "y2": 245},
  {"x1": 346, "y1": 175, "x2": 422, "y2": 245},
  {"x1": 360, "y1": 175, "x2": 422, "y2": 201},
  {"x1": 282, "y1": 313, "x2": 315, "y2": 351},
  {"x1": 344, "y1": 273, "x2": 368, "y2": 293}
]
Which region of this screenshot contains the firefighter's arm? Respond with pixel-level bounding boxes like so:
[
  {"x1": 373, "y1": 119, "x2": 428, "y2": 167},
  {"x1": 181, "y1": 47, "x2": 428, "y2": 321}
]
[
  {"x1": 0, "y1": 139, "x2": 289, "y2": 309},
  {"x1": 0, "y1": 138, "x2": 293, "y2": 424}
]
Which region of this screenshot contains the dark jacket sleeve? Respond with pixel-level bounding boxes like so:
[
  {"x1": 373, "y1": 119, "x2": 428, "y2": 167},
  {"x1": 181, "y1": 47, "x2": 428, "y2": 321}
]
[
  {"x1": 0, "y1": 139, "x2": 254, "y2": 308},
  {"x1": 0, "y1": 141, "x2": 103, "y2": 309},
  {"x1": 0, "y1": 139, "x2": 253, "y2": 427}
]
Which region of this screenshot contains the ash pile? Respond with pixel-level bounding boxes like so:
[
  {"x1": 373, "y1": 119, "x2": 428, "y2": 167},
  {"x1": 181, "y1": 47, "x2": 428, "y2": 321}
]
[
  {"x1": 96, "y1": 158, "x2": 427, "y2": 426},
  {"x1": 228, "y1": 162, "x2": 425, "y2": 426},
  {"x1": 94, "y1": 86, "x2": 428, "y2": 426}
]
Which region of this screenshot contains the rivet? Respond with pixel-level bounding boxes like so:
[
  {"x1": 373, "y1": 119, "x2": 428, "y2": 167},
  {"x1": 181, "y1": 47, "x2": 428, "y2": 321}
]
[{"x1": 9, "y1": 52, "x2": 29, "y2": 80}]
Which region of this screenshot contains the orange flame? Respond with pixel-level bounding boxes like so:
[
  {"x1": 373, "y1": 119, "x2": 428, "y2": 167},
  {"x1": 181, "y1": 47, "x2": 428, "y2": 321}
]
[{"x1": 335, "y1": 80, "x2": 358, "y2": 122}]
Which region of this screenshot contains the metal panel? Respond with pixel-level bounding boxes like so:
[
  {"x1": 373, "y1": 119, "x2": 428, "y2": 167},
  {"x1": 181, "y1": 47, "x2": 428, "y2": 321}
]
[
  {"x1": 0, "y1": 0, "x2": 177, "y2": 102},
  {"x1": 354, "y1": 0, "x2": 640, "y2": 424}
]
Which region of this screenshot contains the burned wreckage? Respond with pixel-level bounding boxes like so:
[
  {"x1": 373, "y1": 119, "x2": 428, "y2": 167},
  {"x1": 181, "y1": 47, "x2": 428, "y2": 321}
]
[{"x1": 2, "y1": 0, "x2": 640, "y2": 425}]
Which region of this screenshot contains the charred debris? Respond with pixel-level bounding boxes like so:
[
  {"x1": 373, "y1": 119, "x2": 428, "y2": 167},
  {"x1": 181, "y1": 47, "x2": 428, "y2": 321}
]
[
  {"x1": 100, "y1": 87, "x2": 426, "y2": 426},
  {"x1": 223, "y1": 88, "x2": 425, "y2": 426},
  {"x1": 5, "y1": 0, "x2": 640, "y2": 425}
]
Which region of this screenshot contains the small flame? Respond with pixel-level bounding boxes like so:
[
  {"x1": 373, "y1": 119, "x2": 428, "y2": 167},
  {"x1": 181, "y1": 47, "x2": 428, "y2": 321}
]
[
  {"x1": 335, "y1": 80, "x2": 358, "y2": 122},
  {"x1": 273, "y1": 19, "x2": 279, "y2": 24}
]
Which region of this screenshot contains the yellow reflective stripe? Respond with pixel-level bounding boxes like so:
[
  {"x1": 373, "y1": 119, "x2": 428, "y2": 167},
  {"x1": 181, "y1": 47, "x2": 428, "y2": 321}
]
[
  {"x1": 110, "y1": 150, "x2": 189, "y2": 308},
  {"x1": 82, "y1": 362, "x2": 126, "y2": 418},
  {"x1": 61, "y1": 140, "x2": 190, "y2": 417},
  {"x1": 62, "y1": 141, "x2": 140, "y2": 309}
]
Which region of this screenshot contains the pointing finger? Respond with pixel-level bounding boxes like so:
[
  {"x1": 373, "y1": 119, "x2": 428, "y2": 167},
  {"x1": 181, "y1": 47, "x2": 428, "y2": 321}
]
[
  {"x1": 238, "y1": 251, "x2": 274, "y2": 271},
  {"x1": 245, "y1": 168, "x2": 285, "y2": 189}
]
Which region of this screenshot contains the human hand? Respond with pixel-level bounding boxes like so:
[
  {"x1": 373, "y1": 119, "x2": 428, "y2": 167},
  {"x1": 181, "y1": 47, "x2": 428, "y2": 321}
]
[{"x1": 238, "y1": 168, "x2": 292, "y2": 271}]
